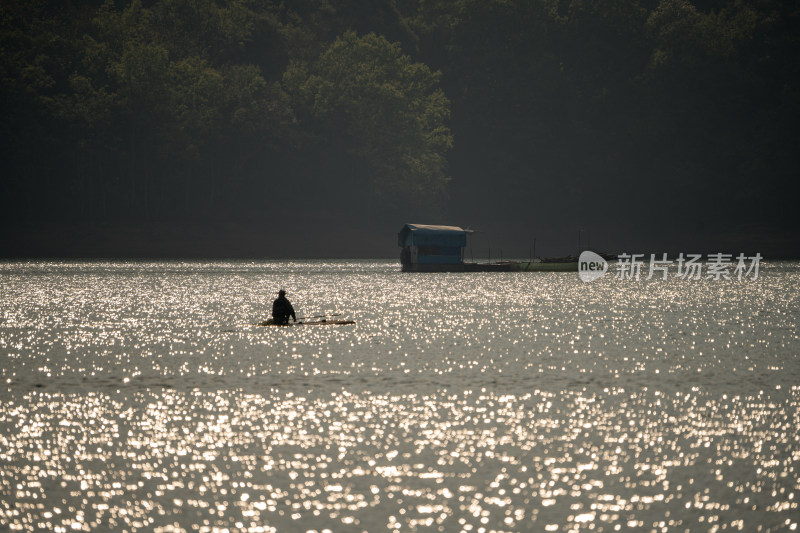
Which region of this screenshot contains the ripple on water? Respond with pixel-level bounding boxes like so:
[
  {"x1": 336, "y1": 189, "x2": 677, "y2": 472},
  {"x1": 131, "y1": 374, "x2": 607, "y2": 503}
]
[
  {"x1": 1, "y1": 260, "x2": 799, "y2": 531},
  {"x1": 1, "y1": 387, "x2": 798, "y2": 532}
]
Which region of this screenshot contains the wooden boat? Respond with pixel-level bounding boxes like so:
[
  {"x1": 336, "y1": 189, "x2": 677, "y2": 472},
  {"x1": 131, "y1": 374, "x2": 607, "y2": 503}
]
[
  {"x1": 258, "y1": 319, "x2": 355, "y2": 327},
  {"x1": 508, "y1": 261, "x2": 578, "y2": 272}
]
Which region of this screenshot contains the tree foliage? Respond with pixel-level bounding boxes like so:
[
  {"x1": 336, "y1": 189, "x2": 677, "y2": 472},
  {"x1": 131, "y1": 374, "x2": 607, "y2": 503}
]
[
  {"x1": 1, "y1": 0, "x2": 798, "y2": 254},
  {"x1": 284, "y1": 31, "x2": 452, "y2": 201}
]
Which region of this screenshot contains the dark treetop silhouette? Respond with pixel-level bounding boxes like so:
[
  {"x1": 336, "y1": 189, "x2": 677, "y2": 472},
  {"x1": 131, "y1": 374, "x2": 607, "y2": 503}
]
[{"x1": 2, "y1": 0, "x2": 798, "y2": 258}]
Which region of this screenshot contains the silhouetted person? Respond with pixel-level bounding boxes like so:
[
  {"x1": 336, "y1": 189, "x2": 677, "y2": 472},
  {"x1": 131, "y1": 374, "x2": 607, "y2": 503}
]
[{"x1": 272, "y1": 289, "x2": 296, "y2": 325}]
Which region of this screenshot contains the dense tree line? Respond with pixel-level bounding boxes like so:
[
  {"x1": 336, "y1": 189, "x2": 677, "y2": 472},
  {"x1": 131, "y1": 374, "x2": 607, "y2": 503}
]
[{"x1": 2, "y1": 0, "x2": 798, "y2": 255}]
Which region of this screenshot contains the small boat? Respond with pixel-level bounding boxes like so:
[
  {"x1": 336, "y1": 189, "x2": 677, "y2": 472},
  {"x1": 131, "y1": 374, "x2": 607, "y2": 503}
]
[
  {"x1": 258, "y1": 318, "x2": 355, "y2": 327},
  {"x1": 508, "y1": 261, "x2": 578, "y2": 272}
]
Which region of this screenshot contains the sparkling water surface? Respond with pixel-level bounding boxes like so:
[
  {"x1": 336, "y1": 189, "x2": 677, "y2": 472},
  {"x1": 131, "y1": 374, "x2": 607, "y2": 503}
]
[{"x1": 1, "y1": 260, "x2": 798, "y2": 532}]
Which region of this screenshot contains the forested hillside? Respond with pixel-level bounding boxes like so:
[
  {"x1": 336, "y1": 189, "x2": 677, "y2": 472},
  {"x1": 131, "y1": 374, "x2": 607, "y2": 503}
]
[{"x1": 2, "y1": 0, "x2": 798, "y2": 256}]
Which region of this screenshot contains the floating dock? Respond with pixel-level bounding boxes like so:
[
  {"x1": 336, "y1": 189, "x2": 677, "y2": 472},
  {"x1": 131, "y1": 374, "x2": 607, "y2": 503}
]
[
  {"x1": 398, "y1": 224, "x2": 583, "y2": 273},
  {"x1": 401, "y1": 260, "x2": 578, "y2": 273},
  {"x1": 508, "y1": 261, "x2": 578, "y2": 272}
]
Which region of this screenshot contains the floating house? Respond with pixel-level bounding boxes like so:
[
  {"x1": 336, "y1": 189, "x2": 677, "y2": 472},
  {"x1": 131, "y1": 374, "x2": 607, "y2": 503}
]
[
  {"x1": 398, "y1": 223, "x2": 588, "y2": 272},
  {"x1": 398, "y1": 224, "x2": 469, "y2": 272}
]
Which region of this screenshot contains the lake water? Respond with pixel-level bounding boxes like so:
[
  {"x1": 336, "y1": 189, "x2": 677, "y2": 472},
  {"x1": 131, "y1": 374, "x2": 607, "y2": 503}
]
[{"x1": 1, "y1": 260, "x2": 798, "y2": 532}]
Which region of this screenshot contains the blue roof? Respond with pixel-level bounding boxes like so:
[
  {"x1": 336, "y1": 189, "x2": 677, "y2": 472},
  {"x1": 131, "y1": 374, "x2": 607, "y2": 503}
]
[{"x1": 398, "y1": 224, "x2": 468, "y2": 247}]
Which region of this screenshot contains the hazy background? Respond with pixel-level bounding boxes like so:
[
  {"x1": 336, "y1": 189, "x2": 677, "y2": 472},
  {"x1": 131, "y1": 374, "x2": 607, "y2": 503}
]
[{"x1": 2, "y1": 0, "x2": 798, "y2": 258}]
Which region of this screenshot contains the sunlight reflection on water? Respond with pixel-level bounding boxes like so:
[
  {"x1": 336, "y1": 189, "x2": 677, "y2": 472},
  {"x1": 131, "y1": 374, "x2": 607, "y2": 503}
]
[{"x1": 1, "y1": 260, "x2": 799, "y2": 532}]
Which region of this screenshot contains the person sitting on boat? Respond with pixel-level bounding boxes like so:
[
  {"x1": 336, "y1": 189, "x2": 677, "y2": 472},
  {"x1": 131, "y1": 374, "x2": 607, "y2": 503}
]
[{"x1": 272, "y1": 289, "x2": 296, "y2": 325}]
